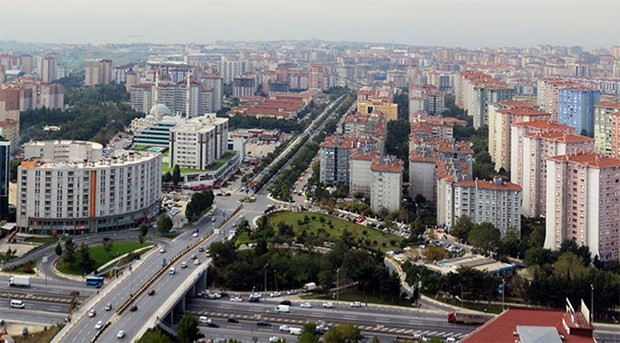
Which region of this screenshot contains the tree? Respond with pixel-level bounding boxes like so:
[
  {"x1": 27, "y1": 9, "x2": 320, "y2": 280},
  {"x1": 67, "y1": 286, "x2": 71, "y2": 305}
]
[
  {"x1": 185, "y1": 190, "x2": 215, "y2": 222},
  {"x1": 451, "y1": 215, "x2": 474, "y2": 242},
  {"x1": 156, "y1": 214, "x2": 173, "y2": 235},
  {"x1": 177, "y1": 314, "x2": 200, "y2": 343},
  {"x1": 139, "y1": 224, "x2": 149, "y2": 237},
  {"x1": 410, "y1": 217, "x2": 425, "y2": 237},
  {"x1": 102, "y1": 238, "x2": 114, "y2": 255},
  {"x1": 162, "y1": 171, "x2": 172, "y2": 183},
  {"x1": 468, "y1": 222, "x2": 501, "y2": 255},
  {"x1": 423, "y1": 245, "x2": 447, "y2": 262},
  {"x1": 55, "y1": 242, "x2": 63, "y2": 256},
  {"x1": 553, "y1": 252, "x2": 588, "y2": 280},
  {"x1": 136, "y1": 329, "x2": 171, "y2": 343},
  {"x1": 172, "y1": 165, "x2": 182, "y2": 186},
  {"x1": 324, "y1": 322, "x2": 361, "y2": 343},
  {"x1": 299, "y1": 322, "x2": 319, "y2": 343},
  {"x1": 78, "y1": 243, "x2": 95, "y2": 274},
  {"x1": 63, "y1": 238, "x2": 77, "y2": 264},
  {"x1": 138, "y1": 233, "x2": 146, "y2": 246}
]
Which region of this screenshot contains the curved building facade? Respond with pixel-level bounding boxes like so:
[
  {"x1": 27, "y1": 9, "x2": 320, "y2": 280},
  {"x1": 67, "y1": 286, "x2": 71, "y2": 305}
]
[{"x1": 17, "y1": 140, "x2": 162, "y2": 234}]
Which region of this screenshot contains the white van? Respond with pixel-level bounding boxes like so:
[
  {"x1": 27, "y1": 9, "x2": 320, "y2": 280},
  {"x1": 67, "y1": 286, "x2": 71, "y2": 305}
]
[
  {"x1": 289, "y1": 327, "x2": 302, "y2": 335},
  {"x1": 10, "y1": 300, "x2": 25, "y2": 309},
  {"x1": 169, "y1": 267, "x2": 176, "y2": 275},
  {"x1": 199, "y1": 316, "x2": 211, "y2": 324},
  {"x1": 275, "y1": 304, "x2": 290, "y2": 313}
]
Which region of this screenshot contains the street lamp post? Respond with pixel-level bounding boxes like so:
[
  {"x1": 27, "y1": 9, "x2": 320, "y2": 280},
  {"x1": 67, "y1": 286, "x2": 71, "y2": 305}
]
[
  {"x1": 263, "y1": 263, "x2": 269, "y2": 293},
  {"x1": 591, "y1": 284, "x2": 594, "y2": 323},
  {"x1": 460, "y1": 284, "x2": 464, "y2": 309},
  {"x1": 502, "y1": 279, "x2": 506, "y2": 311},
  {"x1": 273, "y1": 269, "x2": 278, "y2": 292},
  {"x1": 336, "y1": 268, "x2": 340, "y2": 303}
]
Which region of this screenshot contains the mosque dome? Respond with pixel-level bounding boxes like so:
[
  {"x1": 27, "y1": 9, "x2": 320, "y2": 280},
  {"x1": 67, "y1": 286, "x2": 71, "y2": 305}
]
[{"x1": 149, "y1": 103, "x2": 171, "y2": 120}]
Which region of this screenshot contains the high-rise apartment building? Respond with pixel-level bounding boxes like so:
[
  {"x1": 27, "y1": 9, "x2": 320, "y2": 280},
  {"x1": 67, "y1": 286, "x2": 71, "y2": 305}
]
[
  {"x1": 319, "y1": 136, "x2": 357, "y2": 186},
  {"x1": 0, "y1": 141, "x2": 8, "y2": 218},
  {"x1": 558, "y1": 87, "x2": 601, "y2": 135},
  {"x1": 370, "y1": 156, "x2": 403, "y2": 213},
  {"x1": 203, "y1": 74, "x2": 223, "y2": 112},
  {"x1": 409, "y1": 85, "x2": 446, "y2": 117},
  {"x1": 537, "y1": 78, "x2": 575, "y2": 122},
  {"x1": 232, "y1": 75, "x2": 257, "y2": 98},
  {"x1": 39, "y1": 55, "x2": 58, "y2": 83},
  {"x1": 545, "y1": 153, "x2": 620, "y2": 261},
  {"x1": 454, "y1": 71, "x2": 515, "y2": 129},
  {"x1": 357, "y1": 99, "x2": 398, "y2": 121},
  {"x1": 169, "y1": 114, "x2": 229, "y2": 170},
  {"x1": 594, "y1": 102, "x2": 620, "y2": 156},
  {"x1": 349, "y1": 147, "x2": 376, "y2": 199},
  {"x1": 84, "y1": 59, "x2": 113, "y2": 86}
]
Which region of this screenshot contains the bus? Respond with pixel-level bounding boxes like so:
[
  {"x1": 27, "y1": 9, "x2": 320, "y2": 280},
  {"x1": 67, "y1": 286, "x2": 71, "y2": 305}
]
[
  {"x1": 447, "y1": 311, "x2": 492, "y2": 324},
  {"x1": 85, "y1": 276, "x2": 104, "y2": 288}
]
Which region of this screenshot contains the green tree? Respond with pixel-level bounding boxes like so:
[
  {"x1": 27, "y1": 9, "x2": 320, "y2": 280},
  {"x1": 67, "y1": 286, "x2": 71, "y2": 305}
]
[
  {"x1": 410, "y1": 216, "x2": 425, "y2": 237},
  {"x1": 177, "y1": 314, "x2": 200, "y2": 343},
  {"x1": 324, "y1": 322, "x2": 361, "y2": 343},
  {"x1": 138, "y1": 233, "x2": 146, "y2": 246},
  {"x1": 185, "y1": 190, "x2": 215, "y2": 222},
  {"x1": 156, "y1": 214, "x2": 173, "y2": 235},
  {"x1": 139, "y1": 223, "x2": 149, "y2": 237},
  {"x1": 55, "y1": 242, "x2": 63, "y2": 256},
  {"x1": 102, "y1": 238, "x2": 113, "y2": 256},
  {"x1": 172, "y1": 165, "x2": 182, "y2": 186},
  {"x1": 136, "y1": 329, "x2": 171, "y2": 343},
  {"x1": 299, "y1": 322, "x2": 319, "y2": 343},
  {"x1": 423, "y1": 245, "x2": 447, "y2": 262},
  {"x1": 553, "y1": 252, "x2": 589, "y2": 280},
  {"x1": 63, "y1": 238, "x2": 77, "y2": 264},
  {"x1": 162, "y1": 172, "x2": 172, "y2": 183},
  {"x1": 451, "y1": 215, "x2": 474, "y2": 242},
  {"x1": 78, "y1": 243, "x2": 95, "y2": 274},
  {"x1": 468, "y1": 222, "x2": 501, "y2": 255}
]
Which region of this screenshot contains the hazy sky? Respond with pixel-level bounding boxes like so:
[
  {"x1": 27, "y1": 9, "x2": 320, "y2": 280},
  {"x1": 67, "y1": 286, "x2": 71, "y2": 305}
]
[{"x1": 1, "y1": 0, "x2": 618, "y2": 49}]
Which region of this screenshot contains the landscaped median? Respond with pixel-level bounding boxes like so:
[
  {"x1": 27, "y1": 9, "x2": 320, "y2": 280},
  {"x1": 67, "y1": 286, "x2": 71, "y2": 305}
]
[{"x1": 56, "y1": 241, "x2": 153, "y2": 276}]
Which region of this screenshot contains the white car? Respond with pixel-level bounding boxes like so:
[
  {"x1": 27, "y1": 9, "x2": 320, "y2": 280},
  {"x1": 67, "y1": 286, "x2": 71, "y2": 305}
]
[
  {"x1": 269, "y1": 337, "x2": 282, "y2": 343},
  {"x1": 95, "y1": 320, "x2": 104, "y2": 330},
  {"x1": 270, "y1": 291, "x2": 281, "y2": 297},
  {"x1": 229, "y1": 296, "x2": 243, "y2": 302},
  {"x1": 159, "y1": 248, "x2": 166, "y2": 253},
  {"x1": 117, "y1": 330, "x2": 126, "y2": 339},
  {"x1": 350, "y1": 301, "x2": 362, "y2": 308},
  {"x1": 192, "y1": 232, "x2": 199, "y2": 238},
  {"x1": 194, "y1": 259, "x2": 200, "y2": 265},
  {"x1": 322, "y1": 302, "x2": 334, "y2": 308},
  {"x1": 300, "y1": 302, "x2": 312, "y2": 308},
  {"x1": 88, "y1": 309, "x2": 96, "y2": 317},
  {"x1": 278, "y1": 324, "x2": 290, "y2": 332}
]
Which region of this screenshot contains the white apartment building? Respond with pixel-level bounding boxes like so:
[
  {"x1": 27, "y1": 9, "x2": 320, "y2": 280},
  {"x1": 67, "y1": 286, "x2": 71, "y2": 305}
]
[
  {"x1": 349, "y1": 147, "x2": 375, "y2": 199},
  {"x1": 17, "y1": 141, "x2": 162, "y2": 234},
  {"x1": 370, "y1": 156, "x2": 403, "y2": 213},
  {"x1": 169, "y1": 114, "x2": 229, "y2": 170},
  {"x1": 594, "y1": 102, "x2": 620, "y2": 156},
  {"x1": 518, "y1": 132, "x2": 593, "y2": 218},
  {"x1": 545, "y1": 153, "x2": 620, "y2": 261},
  {"x1": 439, "y1": 177, "x2": 521, "y2": 239}
]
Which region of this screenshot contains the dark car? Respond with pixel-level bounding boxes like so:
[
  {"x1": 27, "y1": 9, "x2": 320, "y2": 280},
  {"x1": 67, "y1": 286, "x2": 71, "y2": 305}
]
[
  {"x1": 279, "y1": 300, "x2": 292, "y2": 306},
  {"x1": 198, "y1": 247, "x2": 204, "y2": 252},
  {"x1": 70, "y1": 290, "x2": 80, "y2": 297},
  {"x1": 257, "y1": 321, "x2": 271, "y2": 327},
  {"x1": 129, "y1": 305, "x2": 138, "y2": 312},
  {"x1": 227, "y1": 317, "x2": 239, "y2": 323},
  {"x1": 147, "y1": 290, "x2": 156, "y2": 296},
  {"x1": 219, "y1": 291, "x2": 229, "y2": 297},
  {"x1": 249, "y1": 297, "x2": 260, "y2": 303},
  {"x1": 206, "y1": 322, "x2": 219, "y2": 328}
]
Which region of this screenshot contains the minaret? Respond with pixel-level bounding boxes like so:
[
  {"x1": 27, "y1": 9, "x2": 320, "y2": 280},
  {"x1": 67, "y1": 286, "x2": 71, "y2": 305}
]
[
  {"x1": 185, "y1": 69, "x2": 191, "y2": 120},
  {"x1": 153, "y1": 69, "x2": 160, "y2": 105}
]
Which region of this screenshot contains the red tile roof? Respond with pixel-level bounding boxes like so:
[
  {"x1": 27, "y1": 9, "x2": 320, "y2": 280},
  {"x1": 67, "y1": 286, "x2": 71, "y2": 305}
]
[
  {"x1": 525, "y1": 131, "x2": 593, "y2": 143},
  {"x1": 455, "y1": 179, "x2": 521, "y2": 191},
  {"x1": 547, "y1": 152, "x2": 620, "y2": 169},
  {"x1": 463, "y1": 306, "x2": 594, "y2": 343}
]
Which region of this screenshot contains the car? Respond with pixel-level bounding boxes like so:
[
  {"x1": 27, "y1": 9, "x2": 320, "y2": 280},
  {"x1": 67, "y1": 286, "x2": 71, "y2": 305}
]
[
  {"x1": 10, "y1": 300, "x2": 25, "y2": 309},
  {"x1": 147, "y1": 290, "x2": 156, "y2": 296},
  {"x1": 117, "y1": 330, "x2": 126, "y2": 339},
  {"x1": 129, "y1": 305, "x2": 138, "y2": 312},
  {"x1": 249, "y1": 296, "x2": 260, "y2": 303},
  {"x1": 278, "y1": 324, "x2": 290, "y2": 332},
  {"x1": 199, "y1": 316, "x2": 211, "y2": 324},
  {"x1": 194, "y1": 259, "x2": 200, "y2": 265},
  {"x1": 280, "y1": 300, "x2": 292, "y2": 306},
  {"x1": 192, "y1": 232, "x2": 199, "y2": 238},
  {"x1": 95, "y1": 320, "x2": 104, "y2": 330},
  {"x1": 191, "y1": 254, "x2": 198, "y2": 260},
  {"x1": 270, "y1": 291, "x2": 281, "y2": 297},
  {"x1": 250, "y1": 292, "x2": 262, "y2": 298},
  {"x1": 227, "y1": 317, "x2": 239, "y2": 323},
  {"x1": 159, "y1": 248, "x2": 166, "y2": 253},
  {"x1": 300, "y1": 302, "x2": 312, "y2": 308},
  {"x1": 446, "y1": 338, "x2": 457, "y2": 343},
  {"x1": 206, "y1": 322, "x2": 219, "y2": 328},
  {"x1": 257, "y1": 321, "x2": 271, "y2": 327},
  {"x1": 229, "y1": 296, "x2": 243, "y2": 302},
  {"x1": 0, "y1": 320, "x2": 4, "y2": 326},
  {"x1": 180, "y1": 262, "x2": 187, "y2": 268},
  {"x1": 316, "y1": 323, "x2": 329, "y2": 334},
  {"x1": 198, "y1": 247, "x2": 204, "y2": 252},
  {"x1": 269, "y1": 337, "x2": 282, "y2": 342},
  {"x1": 211, "y1": 217, "x2": 216, "y2": 222},
  {"x1": 70, "y1": 290, "x2": 80, "y2": 297},
  {"x1": 322, "y1": 302, "x2": 334, "y2": 308},
  {"x1": 350, "y1": 301, "x2": 362, "y2": 307},
  {"x1": 287, "y1": 289, "x2": 298, "y2": 295},
  {"x1": 105, "y1": 303, "x2": 112, "y2": 311},
  {"x1": 225, "y1": 192, "x2": 231, "y2": 196},
  {"x1": 88, "y1": 309, "x2": 96, "y2": 317}
]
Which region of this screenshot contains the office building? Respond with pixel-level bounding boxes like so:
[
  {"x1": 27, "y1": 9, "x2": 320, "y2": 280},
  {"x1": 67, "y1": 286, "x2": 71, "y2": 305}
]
[
  {"x1": 17, "y1": 141, "x2": 162, "y2": 234},
  {"x1": 169, "y1": 113, "x2": 229, "y2": 170},
  {"x1": 545, "y1": 153, "x2": 620, "y2": 261},
  {"x1": 558, "y1": 87, "x2": 600, "y2": 135}
]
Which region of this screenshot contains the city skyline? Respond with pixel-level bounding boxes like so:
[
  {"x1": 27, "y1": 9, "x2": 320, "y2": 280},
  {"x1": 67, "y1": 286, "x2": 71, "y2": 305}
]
[{"x1": 0, "y1": 0, "x2": 618, "y2": 49}]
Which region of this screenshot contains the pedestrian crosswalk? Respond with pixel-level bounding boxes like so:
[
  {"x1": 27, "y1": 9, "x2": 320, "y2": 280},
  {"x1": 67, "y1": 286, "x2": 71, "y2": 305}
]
[{"x1": 190, "y1": 310, "x2": 467, "y2": 340}]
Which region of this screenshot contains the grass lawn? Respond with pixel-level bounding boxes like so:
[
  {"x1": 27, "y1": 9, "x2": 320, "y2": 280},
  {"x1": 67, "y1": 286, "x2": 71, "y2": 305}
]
[
  {"x1": 132, "y1": 145, "x2": 148, "y2": 151},
  {"x1": 306, "y1": 289, "x2": 413, "y2": 307},
  {"x1": 25, "y1": 236, "x2": 58, "y2": 244},
  {"x1": 161, "y1": 163, "x2": 202, "y2": 174},
  {"x1": 57, "y1": 241, "x2": 153, "y2": 275},
  {"x1": 161, "y1": 151, "x2": 237, "y2": 174},
  {"x1": 14, "y1": 324, "x2": 64, "y2": 343},
  {"x1": 266, "y1": 211, "x2": 403, "y2": 251}
]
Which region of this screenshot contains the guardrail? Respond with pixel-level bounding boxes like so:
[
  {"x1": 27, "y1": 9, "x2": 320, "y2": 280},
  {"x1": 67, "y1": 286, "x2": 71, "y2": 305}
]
[{"x1": 0, "y1": 289, "x2": 87, "y2": 304}]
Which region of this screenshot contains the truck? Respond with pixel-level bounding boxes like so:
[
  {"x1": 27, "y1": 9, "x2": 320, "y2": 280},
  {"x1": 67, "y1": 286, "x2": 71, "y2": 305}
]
[
  {"x1": 275, "y1": 305, "x2": 290, "y2": 313},
  {"x1": 447, "y1": 311, "x2": 492, "y2": 324},
  {"x1": 302, "y1": 282, "x2": 317, "y2": 292},
  {"x1": 9, "y1": 276, "x2": 31, "y2": 287}
]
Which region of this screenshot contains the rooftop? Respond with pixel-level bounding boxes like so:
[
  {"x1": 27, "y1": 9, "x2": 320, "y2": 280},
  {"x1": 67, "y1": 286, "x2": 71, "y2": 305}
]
[{"x1": 547, "y1": 152, "x2": 620, "y2": 169}]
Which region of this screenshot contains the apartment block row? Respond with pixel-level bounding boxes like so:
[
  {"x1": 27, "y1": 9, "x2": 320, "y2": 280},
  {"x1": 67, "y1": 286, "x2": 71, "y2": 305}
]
[
  {"x1": 0, "y1": 77, "x2": 64, "y2": 122},
  {"x1": 408, "y1": 84, "x2": 446, "y2": 119}
]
